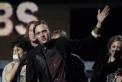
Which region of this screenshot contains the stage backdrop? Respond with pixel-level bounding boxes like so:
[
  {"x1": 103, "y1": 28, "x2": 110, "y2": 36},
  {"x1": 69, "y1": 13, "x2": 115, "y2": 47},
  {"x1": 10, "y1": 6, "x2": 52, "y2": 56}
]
[{"x1": 0, "y1": 1, "x2": 122, "y2": 60}]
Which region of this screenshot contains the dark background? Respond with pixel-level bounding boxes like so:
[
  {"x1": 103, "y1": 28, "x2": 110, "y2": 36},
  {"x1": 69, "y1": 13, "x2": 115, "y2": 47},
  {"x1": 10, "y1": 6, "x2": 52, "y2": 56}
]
[
  {"x1": 0, "y1": 0, "x2": 122, "y2": 81},
  {"x1": 0, "y1": 0, "x2": 122, "y2": 61},
  {"x1": 71, "y1": 3, "x2": 122, "y2": 60}
]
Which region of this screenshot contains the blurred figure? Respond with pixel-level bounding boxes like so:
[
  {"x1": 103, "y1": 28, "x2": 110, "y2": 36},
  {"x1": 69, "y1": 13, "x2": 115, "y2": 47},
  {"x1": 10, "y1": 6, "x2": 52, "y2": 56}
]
[
  {"x1": 115, "y1": 75, "x2": 122, "y2": 82},
  {"x1": 91, "y1": 35, "x2": 122, "y2": 82},
  {"x1": 25, "y1": 21, "x2": 38, "y2": 47},
  {"x1": 51, "y1": 29, "x2": 67, "y2": 39},
  {"x1": 2, "y1": 36, "x2": 32, "y2": 82},
  {"x1": 114, "y1": 68, "x2": 122, "y2": 82}
]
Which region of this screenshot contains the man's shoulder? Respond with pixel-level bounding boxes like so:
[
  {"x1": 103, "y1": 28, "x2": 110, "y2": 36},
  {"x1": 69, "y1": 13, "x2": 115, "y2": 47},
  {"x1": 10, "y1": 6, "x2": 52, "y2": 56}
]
[{"x1": 27, "y1": 45, "x2": 42, "y2": 56}]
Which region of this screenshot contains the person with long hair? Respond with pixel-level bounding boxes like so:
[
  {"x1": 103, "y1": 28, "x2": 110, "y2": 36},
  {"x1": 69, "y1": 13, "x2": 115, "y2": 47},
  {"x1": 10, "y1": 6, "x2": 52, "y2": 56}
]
[
  {"x1": 2, "y1": 36, "x2": 32, "y2": 82},
  {"x1": 91, "y1": 35, "x2": 122, "y2": 82}
]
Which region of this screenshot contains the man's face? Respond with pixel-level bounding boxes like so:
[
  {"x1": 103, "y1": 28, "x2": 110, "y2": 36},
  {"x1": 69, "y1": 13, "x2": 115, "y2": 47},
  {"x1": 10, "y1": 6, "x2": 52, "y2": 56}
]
[
  {"x1": 35, "y1": 24, "x2": 50, "y2": 44},
  {"x1": 109, "y1": 41, "x2": 122, "y2": 56}
]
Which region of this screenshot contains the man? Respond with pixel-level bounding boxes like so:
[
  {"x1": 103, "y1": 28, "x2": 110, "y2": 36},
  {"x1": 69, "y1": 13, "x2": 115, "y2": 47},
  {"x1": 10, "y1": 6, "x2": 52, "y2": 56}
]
[{"x1": 26, "y1": 5, "x2": 110, "y2": 82}]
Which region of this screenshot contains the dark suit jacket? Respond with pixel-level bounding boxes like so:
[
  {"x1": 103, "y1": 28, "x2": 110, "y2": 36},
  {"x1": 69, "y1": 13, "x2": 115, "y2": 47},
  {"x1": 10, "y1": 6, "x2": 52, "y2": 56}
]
[{"x1": 26, "y1": 35, "x2": 98, "y2": 82}]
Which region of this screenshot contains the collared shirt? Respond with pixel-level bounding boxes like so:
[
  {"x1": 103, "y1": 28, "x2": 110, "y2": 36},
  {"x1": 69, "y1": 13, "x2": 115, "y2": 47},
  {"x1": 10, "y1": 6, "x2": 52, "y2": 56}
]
[{"x1": 44, "y1": 47, "x2": 66, "y2": 82}]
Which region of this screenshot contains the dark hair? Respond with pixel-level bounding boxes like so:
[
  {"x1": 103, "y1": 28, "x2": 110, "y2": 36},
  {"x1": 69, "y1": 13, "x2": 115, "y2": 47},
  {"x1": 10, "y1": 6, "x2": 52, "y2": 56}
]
[
  {"x1": 33, "y1": 20, "x2": 48, "y2": 34},
  {"x1": 107, "y1": 35, "x2": 122, "y2": 50},
  {"x1": 12, "y1": 35, "x2": 32, "y2": 52}
]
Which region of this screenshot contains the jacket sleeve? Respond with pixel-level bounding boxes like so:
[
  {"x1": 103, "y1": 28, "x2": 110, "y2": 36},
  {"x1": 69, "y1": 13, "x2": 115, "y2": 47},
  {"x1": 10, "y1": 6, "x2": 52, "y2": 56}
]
[
  {"x1": 66, "y1": 34, "x2": 100, "y2": 55},
  {"x1": 26, "y1": 47, "x2": 38, "y2": 82}
]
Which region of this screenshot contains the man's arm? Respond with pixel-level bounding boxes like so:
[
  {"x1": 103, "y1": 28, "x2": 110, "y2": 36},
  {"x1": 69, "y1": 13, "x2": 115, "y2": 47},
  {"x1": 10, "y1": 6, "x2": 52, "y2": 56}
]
[
  {"x1": 65, "y1": 5, "x2": 110, "y2": 55},
  {"x1": 92, "y1": 5, "x2": 110, "y2": 38}
]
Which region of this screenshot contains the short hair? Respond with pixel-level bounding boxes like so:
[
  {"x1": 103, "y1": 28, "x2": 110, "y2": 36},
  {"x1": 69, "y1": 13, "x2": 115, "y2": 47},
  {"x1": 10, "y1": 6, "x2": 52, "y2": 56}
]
[
  {"x1": 107, "y1": 35, "x2": 122, "y2": 50},
  {"x1": 33, "y1": 20, "x2": 49, "y2": 34},
  {"x1": 12, "y1": 35, "x2": 32, "y2": 52}
]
